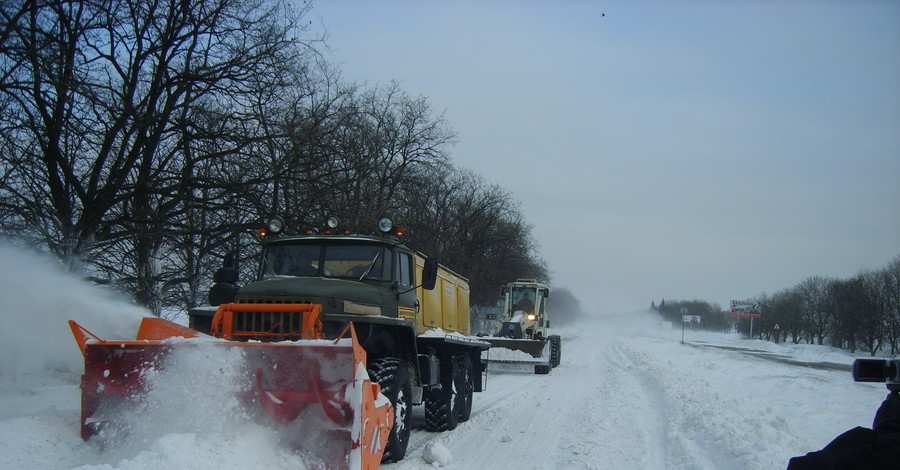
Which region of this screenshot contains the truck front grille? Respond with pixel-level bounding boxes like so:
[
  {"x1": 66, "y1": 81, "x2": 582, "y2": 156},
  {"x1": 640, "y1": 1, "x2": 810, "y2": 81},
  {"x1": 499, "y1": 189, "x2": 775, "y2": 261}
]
[
  {"x1": 232, "y1": 309, "x2": 306, "y2": 339},
  {"x1": 222, "y1": 298, "x2": 332, "y2": 341}
]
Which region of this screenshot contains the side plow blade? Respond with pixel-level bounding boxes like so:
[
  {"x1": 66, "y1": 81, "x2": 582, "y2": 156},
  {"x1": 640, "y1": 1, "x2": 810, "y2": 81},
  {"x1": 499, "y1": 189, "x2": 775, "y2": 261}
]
[{"x1": 70, "y1": 312, "x2": 392, "y2": 470}]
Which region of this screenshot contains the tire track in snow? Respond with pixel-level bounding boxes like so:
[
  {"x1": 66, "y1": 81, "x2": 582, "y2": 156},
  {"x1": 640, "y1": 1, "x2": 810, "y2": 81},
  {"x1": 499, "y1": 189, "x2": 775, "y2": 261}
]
[
  {"x1": 614, "y1": 337, "x2": 805, "y2": 470},
  {"x1": 386, "y1": 367, "x2": 551, "y2": 469},
  {"x1": 611, "y1": 339, "x2": 721, "y2": 469},
  {"x1": 385, "y1": 330, "x2": 679, "y2": 469},
  {"x1": 385, "y1": 324, "x2": 806, "y2": 469},
  {"x1": 587, "y1": 339, "x2": 670, "y2": 469}
]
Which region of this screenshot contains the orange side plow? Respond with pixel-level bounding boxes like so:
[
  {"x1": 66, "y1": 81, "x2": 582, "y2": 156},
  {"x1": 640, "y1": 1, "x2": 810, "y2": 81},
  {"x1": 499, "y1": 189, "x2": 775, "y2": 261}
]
[{"x1": 69, "y1": 309, "x2": 393, "y2": 470}]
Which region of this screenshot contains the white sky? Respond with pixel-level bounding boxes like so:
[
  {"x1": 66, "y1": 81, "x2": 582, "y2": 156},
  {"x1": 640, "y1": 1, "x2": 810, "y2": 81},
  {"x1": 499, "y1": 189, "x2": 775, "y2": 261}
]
[{"x1": 309, "y1": 0, "x2": 900, "y2": 313}]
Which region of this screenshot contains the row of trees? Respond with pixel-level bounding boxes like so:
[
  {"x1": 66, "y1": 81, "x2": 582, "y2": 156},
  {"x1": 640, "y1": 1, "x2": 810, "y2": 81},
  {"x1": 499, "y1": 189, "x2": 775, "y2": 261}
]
[
  {"x1": 0, "y1": 0, "x2": 547, "y2": 315},
  {"x1": 651, "y1": 299, "x2": 733, "y2": 333},
  {"x1": 749, "y1": 256, "x2": 900, "y2": 356},
  {"x1": 652, "y1": 256, "x2": 900, "y2": 356}
]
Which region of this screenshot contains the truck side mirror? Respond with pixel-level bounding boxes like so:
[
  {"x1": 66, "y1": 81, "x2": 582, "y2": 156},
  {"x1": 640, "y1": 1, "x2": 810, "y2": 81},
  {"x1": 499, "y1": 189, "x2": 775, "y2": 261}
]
[
  {"x1": 209, "y1": 253, "x2": 239, "y2": 305},
  {"x1": 213, "y1": 266, "x2": 239, "y2": 283},
  {"x1": 213, "y1": 253, "x2": 239, "y2": 282},
  {"x1": 421, "y1": 258, "x2": 438, "y2": 290},
  {"x1": 209, "y1": 280, "x2": 238, "y2": 306}
]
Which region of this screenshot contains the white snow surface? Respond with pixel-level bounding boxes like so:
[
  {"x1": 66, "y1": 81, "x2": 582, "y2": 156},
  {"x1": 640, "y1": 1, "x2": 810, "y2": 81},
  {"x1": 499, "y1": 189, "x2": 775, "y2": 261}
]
[
  {"x1": 0, "y1": 244, "x2": 892, "y2": 469},
  {"x1": 422, "y1": 441, "x2": 453, "y2": 467}
]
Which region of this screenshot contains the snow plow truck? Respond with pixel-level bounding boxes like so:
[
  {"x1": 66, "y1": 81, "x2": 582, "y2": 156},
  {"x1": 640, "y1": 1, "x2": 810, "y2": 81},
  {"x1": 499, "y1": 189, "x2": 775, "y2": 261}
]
[
  {"x1": 482, "y1": 279, "x2": 561, "y2": 374},
  {"x1": 69, "y1": 216, "x2": 490, "y2": 470}
]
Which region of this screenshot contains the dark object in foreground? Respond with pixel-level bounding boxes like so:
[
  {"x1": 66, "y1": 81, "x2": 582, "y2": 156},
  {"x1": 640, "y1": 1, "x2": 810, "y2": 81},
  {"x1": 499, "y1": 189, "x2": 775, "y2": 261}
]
[
  {"x1": 852, "y1": 358, "x2": 900, "y2": 392},
  {"x1": 786, "y1": 359, "x2": 900, "y2": 470}
]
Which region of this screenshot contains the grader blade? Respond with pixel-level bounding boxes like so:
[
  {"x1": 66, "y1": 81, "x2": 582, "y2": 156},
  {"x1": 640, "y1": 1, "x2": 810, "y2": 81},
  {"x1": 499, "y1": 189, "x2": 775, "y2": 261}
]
[
  {"x1": 481, "y1": 337, "x2": 553, "y2": 374},
  {"x1": 482, "y1": 337, "x2": 548, "y2": 361},
  {"x1": 70, "y1": 309, "x2": 392, "y2": 470}
]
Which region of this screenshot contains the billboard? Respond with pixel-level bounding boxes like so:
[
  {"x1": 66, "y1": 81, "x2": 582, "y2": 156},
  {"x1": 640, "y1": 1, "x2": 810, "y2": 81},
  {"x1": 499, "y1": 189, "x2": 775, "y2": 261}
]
[{"x1": 730, "y1": 300, "x2": 761, "y2": 317}]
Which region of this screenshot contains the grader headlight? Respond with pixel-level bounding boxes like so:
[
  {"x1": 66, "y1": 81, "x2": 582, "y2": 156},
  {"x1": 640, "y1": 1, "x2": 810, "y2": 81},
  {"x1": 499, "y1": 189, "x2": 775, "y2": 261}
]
[{"x1": 527, "y1": 313, "x2": 537, "y2": 321}]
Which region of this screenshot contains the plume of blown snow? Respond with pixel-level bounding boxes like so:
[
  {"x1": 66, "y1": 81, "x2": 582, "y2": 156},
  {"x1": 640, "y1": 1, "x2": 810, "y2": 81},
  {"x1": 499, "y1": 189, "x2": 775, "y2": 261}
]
[{"x1": 0, "y1": 243, "x2": 149, "y2": 382}]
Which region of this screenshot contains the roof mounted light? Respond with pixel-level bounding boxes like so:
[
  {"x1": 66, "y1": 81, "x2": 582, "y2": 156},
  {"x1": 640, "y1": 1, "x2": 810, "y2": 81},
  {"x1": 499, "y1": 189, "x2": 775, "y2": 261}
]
[
  {"x1": 267, "y1": 216, "x2": 285, "y2": 234},
  {"x1": 377, "y1": 217, "x2": 394, "y2": 234},
  {"x1": 326, "y1": 216, "x2": 340, "y2": 230}
]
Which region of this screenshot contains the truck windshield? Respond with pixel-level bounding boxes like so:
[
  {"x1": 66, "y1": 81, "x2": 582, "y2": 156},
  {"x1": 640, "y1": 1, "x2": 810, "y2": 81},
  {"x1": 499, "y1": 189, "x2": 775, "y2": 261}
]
[
  {"x1": 510, "y1": 287, "x2": 537, "y2": 314},
  {"x1": 260, "y1": 242, "x2": 390, "y2": 281}
]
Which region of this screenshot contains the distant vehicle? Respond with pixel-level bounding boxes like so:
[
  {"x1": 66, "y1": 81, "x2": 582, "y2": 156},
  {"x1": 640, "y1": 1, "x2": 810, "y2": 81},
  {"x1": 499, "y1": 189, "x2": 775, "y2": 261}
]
[{"x1": 482, "y1": 279, "x2": 561, "y2": 374}]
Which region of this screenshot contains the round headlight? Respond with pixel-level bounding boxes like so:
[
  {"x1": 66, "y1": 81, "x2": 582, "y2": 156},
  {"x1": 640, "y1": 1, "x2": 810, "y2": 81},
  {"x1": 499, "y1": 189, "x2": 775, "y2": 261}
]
[
  {"x1": 267, "y1": 216, "x2": 285, "y2": 234},
  {"x1": 377, "y1": 217, "x2": 394, "y2": 234},
  {"x1": 326, "y1": 216, "x2": 340, "y2": 230}
]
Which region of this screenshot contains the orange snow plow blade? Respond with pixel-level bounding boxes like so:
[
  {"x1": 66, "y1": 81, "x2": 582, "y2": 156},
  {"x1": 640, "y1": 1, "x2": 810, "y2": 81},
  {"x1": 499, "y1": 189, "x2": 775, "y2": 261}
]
[{"x1": 69, "y1": 308, "x2": 392, "y2": 470}]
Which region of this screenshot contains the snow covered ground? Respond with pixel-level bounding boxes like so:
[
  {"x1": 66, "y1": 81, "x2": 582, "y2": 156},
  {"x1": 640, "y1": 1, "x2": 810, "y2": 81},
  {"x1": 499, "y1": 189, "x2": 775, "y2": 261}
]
[{"x1": 0, "y1": 244, "x2": 891, "y2": 469}]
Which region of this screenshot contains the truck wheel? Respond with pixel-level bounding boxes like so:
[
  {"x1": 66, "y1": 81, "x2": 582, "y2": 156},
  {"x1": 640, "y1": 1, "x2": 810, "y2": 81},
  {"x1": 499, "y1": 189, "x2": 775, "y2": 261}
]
[
  {"x1": 425, "y1": 356, "x2": 460, "y2": 432},
  {"x1": 549, "y1": 335, "x2": 562, "y2": 368},
  {"x1": 368, "y1": 357, "x2": 412, "y2": 462},
  {"x1": 456, "y1": 354, "x2": 474, "y2": 422}
]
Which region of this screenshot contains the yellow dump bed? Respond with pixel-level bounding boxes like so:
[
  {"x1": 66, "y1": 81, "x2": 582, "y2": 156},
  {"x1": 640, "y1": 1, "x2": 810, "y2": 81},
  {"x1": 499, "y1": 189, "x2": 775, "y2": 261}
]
[{"x1": 414, "y1": 254, "x2": 471, "y2": 336}]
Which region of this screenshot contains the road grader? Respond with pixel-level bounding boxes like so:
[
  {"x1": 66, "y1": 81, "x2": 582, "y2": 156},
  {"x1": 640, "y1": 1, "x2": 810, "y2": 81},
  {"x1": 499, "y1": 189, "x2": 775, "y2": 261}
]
[{"x1": 482, "y1": 279, "x2": 562, "y2": 374}]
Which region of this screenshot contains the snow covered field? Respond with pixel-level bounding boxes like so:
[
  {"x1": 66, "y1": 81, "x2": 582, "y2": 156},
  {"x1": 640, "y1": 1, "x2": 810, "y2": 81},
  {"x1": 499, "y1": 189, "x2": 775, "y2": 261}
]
[{"x1": 0, "y1": 245, "x2": 891, "y2": 469}]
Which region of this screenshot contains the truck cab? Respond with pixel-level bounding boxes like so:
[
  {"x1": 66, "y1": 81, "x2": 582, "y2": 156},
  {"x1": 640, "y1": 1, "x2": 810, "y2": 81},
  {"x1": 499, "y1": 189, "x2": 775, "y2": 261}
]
[
  {"x1": 239, "y1": 235, "x2": 422, "y2": 324},
  {"x1": 188, "y1": 216, "x2": 488, "y2": 462}
]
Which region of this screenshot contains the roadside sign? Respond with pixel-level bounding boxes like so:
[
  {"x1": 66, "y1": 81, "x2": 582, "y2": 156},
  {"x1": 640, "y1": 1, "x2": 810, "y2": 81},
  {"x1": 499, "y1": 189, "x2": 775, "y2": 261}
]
[
  {"x1": 681, "y1": 313, "x2": 701, "y2": 343},
  {"x1": 730, "y1": 300, "x2": 761, "y2": 317}
]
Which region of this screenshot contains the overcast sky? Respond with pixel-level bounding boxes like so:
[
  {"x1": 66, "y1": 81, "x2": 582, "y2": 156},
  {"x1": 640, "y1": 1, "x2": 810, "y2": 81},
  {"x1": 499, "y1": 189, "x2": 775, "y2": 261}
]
[{"x1": 309, "y1": 0, "x2": 900, "y2": 314}]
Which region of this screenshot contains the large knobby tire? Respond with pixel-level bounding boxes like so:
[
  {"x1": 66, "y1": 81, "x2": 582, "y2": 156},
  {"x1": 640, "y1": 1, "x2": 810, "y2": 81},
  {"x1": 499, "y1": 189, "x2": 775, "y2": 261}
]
[
  {"x1": 368, "y1": 357, "x2": 412, "y2": 462},
  {"x1": 549, "y1": 335, "x2": 562, "y2": 368},
  {"x1": 425, "y1": 355, "x2": 461, "y2": 432},
  {"x1": 455, "y1": 354, "x2": 474, "y2": 422}
]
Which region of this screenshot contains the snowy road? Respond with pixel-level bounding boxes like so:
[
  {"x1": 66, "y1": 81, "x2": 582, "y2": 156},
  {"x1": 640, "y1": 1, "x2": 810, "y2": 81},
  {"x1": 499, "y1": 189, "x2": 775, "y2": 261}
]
[
  {"x1": 0, "y1": 259, "x2": 891, "y2": 470},
  {"x1": 383, "y1": 314, "x2": 888, "y2": 470}
]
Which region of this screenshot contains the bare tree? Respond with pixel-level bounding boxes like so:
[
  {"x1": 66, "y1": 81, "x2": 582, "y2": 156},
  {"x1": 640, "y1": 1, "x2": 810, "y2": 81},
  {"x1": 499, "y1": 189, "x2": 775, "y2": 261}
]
[
  {"x1": 324, "y1": 82, "x2": 454, "y2": 229},
  {"x1": 771, "y1": 288, "x2": 804, "y2": 344},
  {"x1": 1, "y1": 1, "x2": 548, "y2": 317},
  {"x1": 797, "y1": 276, "x2": 833, "y2": 345},
  {"x1": 0, "y1": 0, "x2": 318, "y2": 313},
  {"x1": 883, "y1": 256, "x2": 900, "y2": 354},
  {"x1": 829, "y1": 275, "x2": 882, "y2": 354}
]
